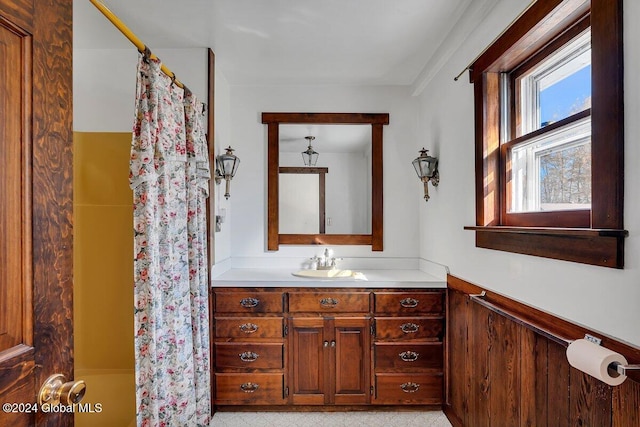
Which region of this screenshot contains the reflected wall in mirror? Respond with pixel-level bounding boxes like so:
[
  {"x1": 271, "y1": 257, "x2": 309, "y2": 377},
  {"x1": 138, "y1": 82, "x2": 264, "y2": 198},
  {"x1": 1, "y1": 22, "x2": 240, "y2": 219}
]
[{"x1": 262, "y1": 112, "x2": 389, "y2": 251}]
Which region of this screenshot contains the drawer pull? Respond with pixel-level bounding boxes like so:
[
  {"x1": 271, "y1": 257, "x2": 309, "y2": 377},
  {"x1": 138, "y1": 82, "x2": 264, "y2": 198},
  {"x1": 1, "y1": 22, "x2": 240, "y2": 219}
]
[
  {"x1": 320, "y1": 297, "x2": 339, "y2": 308},
  {"x1": 239, "y1": 323, "x2": 259, "y2": 334},
  {"x1": 240, "y1": 382, "x2": 259, "y2": 393},
  {"x1": 400, "y1": 297, "x2": 419, "y2": 308},
  {"x1": 239, "y1": 351, "x2": 259, "y2": 362},
  {"x1": 399, "y1": 351, "x2": 420, "y2": 362},
  {"x1": 240, "y1": 297, "x2": 259, "y2": 308},
  {"x1": 400, "y1": 382, "x2": 420, "y2": 393},
  {"x1": 400, "y1": 323, "x2": 420, "y2": 334}
]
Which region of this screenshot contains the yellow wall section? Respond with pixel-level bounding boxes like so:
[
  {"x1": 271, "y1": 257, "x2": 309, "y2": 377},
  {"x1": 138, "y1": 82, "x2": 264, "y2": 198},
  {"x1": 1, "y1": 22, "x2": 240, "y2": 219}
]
[{"x1": 73, "y1": 132, "x2": 135, "y2": 427}]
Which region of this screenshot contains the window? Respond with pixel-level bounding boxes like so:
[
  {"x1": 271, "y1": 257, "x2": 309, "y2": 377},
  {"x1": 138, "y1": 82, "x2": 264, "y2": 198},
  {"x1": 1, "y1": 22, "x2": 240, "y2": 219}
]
[
  {"x1": 515, "y1": 29, "x2": 591, "y2": 136},
  {"x1": 466, "y1": 0, "x2": 626, "y2": 268}
]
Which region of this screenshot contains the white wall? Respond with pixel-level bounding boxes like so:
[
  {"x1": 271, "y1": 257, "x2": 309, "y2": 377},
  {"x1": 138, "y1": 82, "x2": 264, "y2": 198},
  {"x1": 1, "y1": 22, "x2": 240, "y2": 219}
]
[
  {"x1": 74, "y1": 48, "x2": 209, "y2": 132},
  {"x1": 416, "y1": 0, "x2": 640, "y2": 346},
  {"x1": 224, "y1": 85, "x2": 420, "y2": 261}
]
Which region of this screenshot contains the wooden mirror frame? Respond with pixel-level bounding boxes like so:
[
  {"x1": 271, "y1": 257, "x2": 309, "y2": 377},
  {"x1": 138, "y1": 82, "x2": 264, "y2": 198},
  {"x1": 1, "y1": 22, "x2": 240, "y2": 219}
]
[{"x1": 262, "y1": 112, "x2": 389, "y2": 251}]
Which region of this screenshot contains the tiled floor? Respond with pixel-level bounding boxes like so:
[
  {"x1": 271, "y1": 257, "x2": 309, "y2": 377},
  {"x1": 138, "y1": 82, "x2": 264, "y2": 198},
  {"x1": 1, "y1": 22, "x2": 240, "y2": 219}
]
[{"x1": 211, "y1": 411, "x2": 452, "y2": 427}]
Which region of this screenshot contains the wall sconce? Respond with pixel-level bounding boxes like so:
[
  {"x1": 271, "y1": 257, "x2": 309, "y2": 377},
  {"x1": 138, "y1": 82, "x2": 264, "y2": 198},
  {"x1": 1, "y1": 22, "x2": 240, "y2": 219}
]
[
  {"x1": 215, "y1": 146, "x2": 240, "y2": 199},
  {"x1": 412, "y1": 148, "x2": 439, "y2": 202},
  {"x1": 302, "y1": 136, "x2": 319, "y2": 166}
]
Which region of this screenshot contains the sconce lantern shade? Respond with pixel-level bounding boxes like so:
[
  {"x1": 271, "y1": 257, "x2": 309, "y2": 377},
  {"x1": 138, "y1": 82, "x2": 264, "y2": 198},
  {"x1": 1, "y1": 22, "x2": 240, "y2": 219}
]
[
  {"x1": 215, "y1": 146, "x2": 240, "y2": 199},
  {"x1": 412, "y1": 147, "x2": 439, "y2": 202},
  {"x1": 302, "y1": 136, "x2": 319, "y2": 166}
]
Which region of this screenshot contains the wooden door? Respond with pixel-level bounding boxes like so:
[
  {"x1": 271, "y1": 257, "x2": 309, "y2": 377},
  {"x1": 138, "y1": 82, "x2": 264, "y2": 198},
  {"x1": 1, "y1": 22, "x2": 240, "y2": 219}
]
[
  {"x1": 332, "y1": 318, "x2": 370, "y2": 405},
  {"x1": 0, "y1": 1, "x2": 74, "y2": 426},
  {"x1": 289, "y1": 317, "x2": 327, "y2": 405}
]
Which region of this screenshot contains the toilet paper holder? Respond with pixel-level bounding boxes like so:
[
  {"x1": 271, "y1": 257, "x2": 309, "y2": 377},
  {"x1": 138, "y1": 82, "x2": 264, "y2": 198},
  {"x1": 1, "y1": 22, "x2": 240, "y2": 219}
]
[
  {"x1": 611, "y1": 362, "x2": 640, "y2": 376},
  {"x1": 583, "y1": 334, "x2": 640, "y2": 376}
]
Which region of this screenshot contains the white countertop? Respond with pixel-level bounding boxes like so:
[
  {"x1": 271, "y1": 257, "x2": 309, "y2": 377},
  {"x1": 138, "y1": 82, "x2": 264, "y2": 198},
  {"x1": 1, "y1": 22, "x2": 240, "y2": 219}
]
[{"x1": 211, "y1": 268, "x2": 446, "y2": 289}]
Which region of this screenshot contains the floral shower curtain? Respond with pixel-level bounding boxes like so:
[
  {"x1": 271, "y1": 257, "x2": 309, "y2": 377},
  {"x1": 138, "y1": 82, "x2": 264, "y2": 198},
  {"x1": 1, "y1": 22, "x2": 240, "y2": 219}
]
[{"x1": 130, "y1": 52, "x2": 211, "y2": 427}]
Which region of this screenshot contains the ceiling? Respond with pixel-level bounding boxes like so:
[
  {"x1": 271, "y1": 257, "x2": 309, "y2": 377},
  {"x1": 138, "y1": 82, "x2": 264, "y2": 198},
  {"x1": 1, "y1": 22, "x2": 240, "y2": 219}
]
[
  {"x1": 279, "y1": 125, "x2": 371, "y2": 154},
  {"x1": 75, "y1": 0, "x2": 474, "y2": 86}
]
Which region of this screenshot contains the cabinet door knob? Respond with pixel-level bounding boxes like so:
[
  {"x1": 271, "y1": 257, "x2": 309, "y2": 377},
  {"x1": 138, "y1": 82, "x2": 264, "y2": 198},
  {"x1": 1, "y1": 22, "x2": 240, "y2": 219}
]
[
  {"x1": 400, "y1": 382, "x2": 420, "y2": 393},
  {"x1": 240, "y1": 297, "x2": 259, "y2": 308},
  {"x1": 400, "y1": 297, "x2": 419, "y2": 308},
  {"x1": 320, "y1": 297, "x2": 339, "y2": 308},
  {"x1": 239, "y1": 323, "x2": 259, "y2": 334},
  {"x1": 400, "y1": 323, "x2": 420, "y2": 334},
  {"x1": 240, "y1": 382, "x2": 259, "y2": 393},
  {"x1": 331, "y1": 340, "x2": 336, "y2": 348},
  {"x1": 399, "y1": 351, "x2": 419, "y2": 362},
  {"x1": 323, "y1": 341, "x2": 329, "y2": 347},
  {"x1": 239, "y1": 351, "x2": 259, "y2": 362}
]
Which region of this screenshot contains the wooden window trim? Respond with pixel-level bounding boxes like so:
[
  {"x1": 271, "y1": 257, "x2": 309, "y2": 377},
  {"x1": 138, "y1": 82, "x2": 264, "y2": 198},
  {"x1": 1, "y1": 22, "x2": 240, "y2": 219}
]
[{"x1": 465, "y1": 0, "x2": 626, "y2": 268}]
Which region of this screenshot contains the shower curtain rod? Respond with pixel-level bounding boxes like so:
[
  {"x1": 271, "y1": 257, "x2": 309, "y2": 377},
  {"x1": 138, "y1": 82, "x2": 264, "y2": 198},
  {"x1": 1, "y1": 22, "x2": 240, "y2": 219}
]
[{"x1": 89, "y1": 0, "x2": 186, "y2": 89}]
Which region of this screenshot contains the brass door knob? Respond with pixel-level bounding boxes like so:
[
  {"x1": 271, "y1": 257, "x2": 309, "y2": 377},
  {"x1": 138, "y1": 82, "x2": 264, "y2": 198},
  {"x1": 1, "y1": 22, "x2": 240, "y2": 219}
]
[{"x1": 38, "y1": 374, "x2": 86, "y2": 406}]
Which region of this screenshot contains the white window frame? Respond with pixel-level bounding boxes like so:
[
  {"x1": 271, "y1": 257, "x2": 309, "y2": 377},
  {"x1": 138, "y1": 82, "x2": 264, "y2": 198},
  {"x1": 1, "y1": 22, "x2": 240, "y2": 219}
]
[
  {"x1": 518, "y1": 30, "x2": 591, "y2": 136},
  {"x1": 509, "y1": 116, "x2": 591, "y2": 212}
]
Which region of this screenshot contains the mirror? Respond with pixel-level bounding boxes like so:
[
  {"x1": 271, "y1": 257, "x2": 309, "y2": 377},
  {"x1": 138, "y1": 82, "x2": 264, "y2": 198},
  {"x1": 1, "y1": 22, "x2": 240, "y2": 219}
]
[
  {"x1": 279, "y1": 125, "x2": 371, "y2": 235},
  {"x1": 262, "y1": 112, "x2": 389, "y2": 251}
]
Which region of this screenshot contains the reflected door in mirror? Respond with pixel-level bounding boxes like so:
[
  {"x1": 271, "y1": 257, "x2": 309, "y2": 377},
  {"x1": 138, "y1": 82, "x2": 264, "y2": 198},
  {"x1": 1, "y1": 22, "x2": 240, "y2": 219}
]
[{"x1": 279, "y1": 167, "x2": 326, "y2": 234}]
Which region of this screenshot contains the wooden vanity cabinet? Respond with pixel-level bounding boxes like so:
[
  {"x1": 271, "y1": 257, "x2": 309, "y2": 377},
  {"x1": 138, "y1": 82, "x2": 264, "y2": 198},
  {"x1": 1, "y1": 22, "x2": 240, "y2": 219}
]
[
  {"x1": 372, "y1": 291, "x2": 445, "y2": 405},
  {"x1": 212, "y1": 287, "x2": 444, "y2": 409}
]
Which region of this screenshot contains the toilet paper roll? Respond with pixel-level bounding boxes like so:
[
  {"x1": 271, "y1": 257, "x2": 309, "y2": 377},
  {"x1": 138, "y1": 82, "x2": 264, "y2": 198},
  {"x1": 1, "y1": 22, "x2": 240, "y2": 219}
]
[{"x1": 566, "y1": 339, "x2": 628, "y2": 386}]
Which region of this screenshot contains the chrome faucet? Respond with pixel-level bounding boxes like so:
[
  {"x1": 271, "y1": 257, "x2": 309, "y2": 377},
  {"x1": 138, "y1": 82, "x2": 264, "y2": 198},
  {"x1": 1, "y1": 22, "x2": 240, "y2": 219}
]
[{"x1": 312, "y1": 248, "x2": 341, "y2": 270}]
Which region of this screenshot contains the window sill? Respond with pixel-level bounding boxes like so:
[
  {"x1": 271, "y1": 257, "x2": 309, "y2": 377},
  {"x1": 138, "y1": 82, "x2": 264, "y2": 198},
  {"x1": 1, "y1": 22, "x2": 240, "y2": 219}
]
[{"x1": 464, "y1": 226, "x2": 628, "y2": 268}]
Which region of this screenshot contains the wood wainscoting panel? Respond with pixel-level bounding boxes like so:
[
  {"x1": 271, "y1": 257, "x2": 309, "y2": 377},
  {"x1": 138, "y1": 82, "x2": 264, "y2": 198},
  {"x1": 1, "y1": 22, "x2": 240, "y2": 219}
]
[
  {"x1": 612, "y1": 379, "x2": 640, "y2": 427},
  {"x1": 446, "y1": 274, "x2": 640, "y2": 427},
  {"x1": 519, "y1": 328, "x2": 547, "y2": 426},
  {"x1": 546, "y1": 340, "x2": 570, "y2": 426},
  {"x1": 570, "y1": 368, "x2": 612, "y2": 426},
  {"x1": 445, "y1": 290, "x2": 467, "y2": 426},
  {"x1": 467, "y1": 300, "x2": 490, "y2": 427},
  {"x1": 489, "y1": 313, "x2": 520, "y2": 426}
]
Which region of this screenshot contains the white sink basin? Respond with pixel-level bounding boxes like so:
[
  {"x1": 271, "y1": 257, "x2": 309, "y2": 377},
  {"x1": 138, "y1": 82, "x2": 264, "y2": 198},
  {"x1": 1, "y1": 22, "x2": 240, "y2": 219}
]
[{"x1": 292, "y1": 269, "x2": 360, "y2": 279}]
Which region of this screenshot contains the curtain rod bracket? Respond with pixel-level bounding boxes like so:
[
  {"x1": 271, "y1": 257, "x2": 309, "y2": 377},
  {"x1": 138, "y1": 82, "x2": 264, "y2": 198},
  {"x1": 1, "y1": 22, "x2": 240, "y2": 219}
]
[{"x1": 454, "y1": 67, "x2": 470, "y2": 82}]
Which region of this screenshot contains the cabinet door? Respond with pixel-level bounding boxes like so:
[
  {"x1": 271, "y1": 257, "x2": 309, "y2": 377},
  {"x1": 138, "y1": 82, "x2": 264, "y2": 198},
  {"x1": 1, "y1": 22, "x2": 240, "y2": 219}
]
[
  {"x1": 289, "y1": 317, "x2": 327, "y2": 405},
  {"x1": 333, "y1": 317, "x2": 370, "y2": 405}
]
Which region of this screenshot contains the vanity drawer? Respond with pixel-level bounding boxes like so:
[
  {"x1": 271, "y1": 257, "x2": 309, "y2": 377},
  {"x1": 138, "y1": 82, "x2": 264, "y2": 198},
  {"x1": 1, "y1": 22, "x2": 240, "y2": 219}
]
[
  {"x1": 373, "y1": 373, "x2": 443, "y2": 405},
  {"x1": 374, "y1": 291, "x2": 443, "y2": 314},
  {"x1": 373, "y1": 342, "x2": 443, "y2": 370},
  {"x1": 215, "y1": 342, "x2": 284, "y2": 369},
  {"x1": 215, "y1": 291, "x2": 284, "y2": 313},
  {"x1": 374, "y1": 317, "x2": 444, "y2": 341},
  {"x1": 215, "y1": 317, "x2": 284, "y2": 338},
  {"x1": 288, "y1": 291, "x2": 370, "y2": 313},
  {"x1": 215, "y1": 373, "x2": 287, "y2": 405}
]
